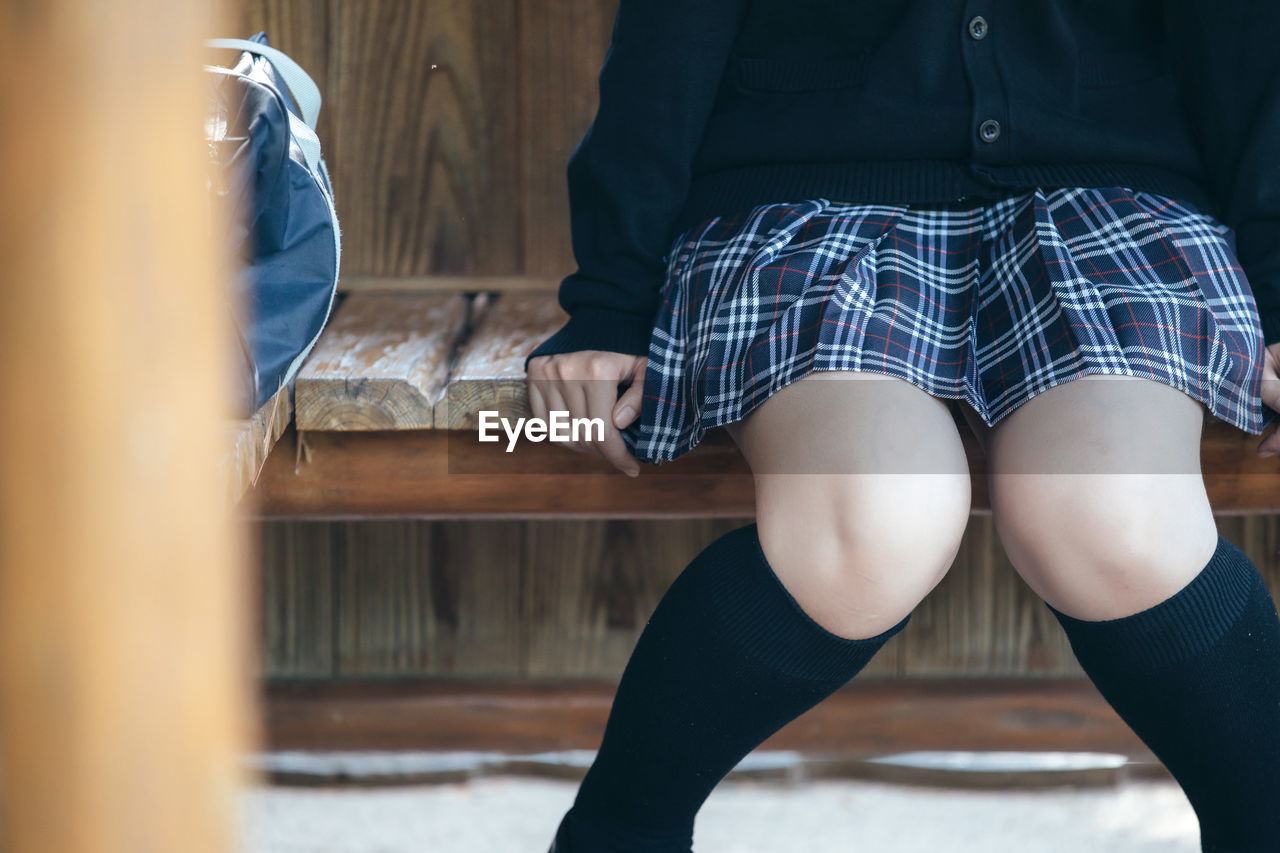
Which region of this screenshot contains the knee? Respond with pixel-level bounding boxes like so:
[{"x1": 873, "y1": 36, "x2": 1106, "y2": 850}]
[
  {"x1": 992, "y1": 475, "x2": 1219, "y2": 620},
  {"x1": 756, "y1": 473, "x2": 971, "y2": 639}
]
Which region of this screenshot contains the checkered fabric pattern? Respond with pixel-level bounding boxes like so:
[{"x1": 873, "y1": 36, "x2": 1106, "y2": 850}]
[{"x1": 623, "y1": 186, "x2": 1276, "y2": 464}]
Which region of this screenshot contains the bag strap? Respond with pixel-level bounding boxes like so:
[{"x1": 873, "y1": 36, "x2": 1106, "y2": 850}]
[{"x1": 206, "y1": 38, "x2": 321, "y2": 129}]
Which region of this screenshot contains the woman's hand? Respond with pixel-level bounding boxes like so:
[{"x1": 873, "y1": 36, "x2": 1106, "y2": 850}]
[
  {"x1": 1259, "y1": 342, "x2": 1280, "y2": 458},
  {"x1": 526, "y1": 351, "x2": 647, "y2": 477}
]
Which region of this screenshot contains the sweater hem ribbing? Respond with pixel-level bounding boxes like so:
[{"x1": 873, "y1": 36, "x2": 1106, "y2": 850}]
[
  {"x1": 672, "y1": 160, "x2": 1216, "y2": 238},
  {"x1": 524, "y1": 305, "x2": 656, "y2": 367}
]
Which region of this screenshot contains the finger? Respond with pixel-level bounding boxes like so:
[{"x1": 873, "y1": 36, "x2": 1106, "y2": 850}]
[
  {"x1": 541, "y1": 386, "x2": 586, "y2": 454},
  {"x1": 528, "y1": 380, "x2": 548, "y2": 425},
  {"x1": 585, "y1": 379, "x2": 641, "y2": 477},
  {"x1": 559, "y1": 381, "x2": 593, "y2": 453},
  {"x1": 1258, "y1": 420, "x2": 1280, "y2": 458},
  {"x1": 1261, "y1": 346, "x2": 1280, "y2": 419},
  {"x1": 611, "y1": 356, "x2": 648, "y2": 429},
  {"x1": 1257, "y1": 346, "x2": 1280, "y2": 457},
  {"x1": 631, "y1": 355, "x2": 648, "y2": 384},
  {"x1": 613, "y1": 382, "x2": 643, "y2": 430}
]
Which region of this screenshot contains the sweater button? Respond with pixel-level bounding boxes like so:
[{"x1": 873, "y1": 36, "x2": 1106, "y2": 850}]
[
  {"x1": 968, "y1": 16, "x2": 988, "y2": 40},
  {"x1": 978, "y1": 119, "x2": 1001, "y2": 143}
]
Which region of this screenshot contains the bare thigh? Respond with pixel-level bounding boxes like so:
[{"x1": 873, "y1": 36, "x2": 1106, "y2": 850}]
[
  {"x1": 984, "y1": 375, "x2": 1219, "y2": 620},
  {"x1": 725, "y1": 372, "x2": 973, "y2": 639}
]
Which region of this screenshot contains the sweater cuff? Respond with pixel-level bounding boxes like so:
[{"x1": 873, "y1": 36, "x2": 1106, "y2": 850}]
[{"x1": 523, "y1": 307, "x2": 655, "y2": 370}]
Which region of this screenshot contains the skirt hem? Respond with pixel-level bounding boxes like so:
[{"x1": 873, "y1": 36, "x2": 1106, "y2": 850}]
[{"x1": 632, "y1": 361, "x2": 1270, "y2": 467}]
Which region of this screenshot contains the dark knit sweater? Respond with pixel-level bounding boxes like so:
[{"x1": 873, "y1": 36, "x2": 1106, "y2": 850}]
[{"x1": 526, "y1": 0, "x2": 1280, "y2": 365}]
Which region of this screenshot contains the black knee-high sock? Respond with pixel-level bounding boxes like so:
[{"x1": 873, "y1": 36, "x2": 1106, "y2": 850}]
[
  {"x1": 558, "y1": 523, "x2": 908, "y2": 853},
  {"x1": 1047, "y1": 534, "x2": 1280, "y2": 853}
]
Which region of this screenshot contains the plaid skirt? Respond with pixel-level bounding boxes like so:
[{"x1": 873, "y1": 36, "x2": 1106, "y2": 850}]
[{"x1": 623, "y1": 186, "x2": 1277, "y2": 464}]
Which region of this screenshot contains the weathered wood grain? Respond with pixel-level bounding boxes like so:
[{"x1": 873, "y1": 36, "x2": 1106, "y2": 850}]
[
  {"x1": 234, "y1": 0, "x2": 524, "y2": 276},
  {"x1": 261, "y1": 678, "x2": 1160, "y2": 776},
  {"x1": 258, "y1": 515, "x2": 1280, "y2": 679},
  {"x1": 230, "y1": 0, "x2": 335, "y2": 146},
  {"x1": 259, "y1": 676, "x2": 1174, "y2": 786},
  {"x1": 520, "y1": 519, "x2": 750, "y2": 677},
  {"x1": 518, "y1": 0, "x2": 617, "y2": 276},
  {"x1": 328, "y1": 0, "x2": 520, "y2": 276},
  {"x1": 334, "y1": 521, "x2": 436, "y2": 675},
  {"x1": 441, "y1": 292, "x2": 568, "y2": 428},
  {"x1": 248, "y1": 420, "x2": 1280, "y2": 516},
  {"x1": 250, "y1": 426, "x2": 755, "y2": 518},
  {"x1": 331, "y1": 521, "x2": 527, "y2": 676},
  {"x1": 224, "y1": 384, "x2": 293, "y2": 507},
  {"x1": 227, "y1": 0, "x2": 618, "y2": 278},
  {"x1": 902, "y1": 516, "x2": 1080, "y2": 676},
  {"x1": 260, "y1": 520, "x2": 338, "y2": 679},
  {"x1": 295, "y1": 292, "x2": 469, "y2": 430}
]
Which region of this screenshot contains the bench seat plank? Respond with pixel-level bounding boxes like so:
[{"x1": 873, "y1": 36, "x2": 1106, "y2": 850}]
[
  {"x1": 223, "y1": 385, "x2": 291, "y2": 507},
  {"x1": 295, "y1": 292, "x2": 469, "y2": 430},
  {"x1": 247, "y1": 423, "x2": 1280, "y2": 517},
  {"x1": 441, "y1": 293, "x2": 567, "y2": 429},
  {"x1": 252, "y1": 289, "x2": 1280, "y2": 515}
]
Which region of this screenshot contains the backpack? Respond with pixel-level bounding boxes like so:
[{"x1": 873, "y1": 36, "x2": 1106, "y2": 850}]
[{"x1": 205, "y1": 33, "x2": 340, "y2": 416}]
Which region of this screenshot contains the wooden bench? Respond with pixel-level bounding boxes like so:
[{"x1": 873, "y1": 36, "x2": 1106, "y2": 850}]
[
  {"x1": 243, "y1": 289, "x2": 1278, "y2": 785},
  {"x1": 244, "y1": 289, "x2": 1280, "y2": 518},
  {"x1": 224, "y1": 385, "x2": 291, "y2": 508}
]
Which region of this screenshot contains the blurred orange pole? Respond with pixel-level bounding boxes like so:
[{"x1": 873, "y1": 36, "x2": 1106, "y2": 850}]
[{"x1": 0, "y1": 1, "x2": 257, "y2": 852}]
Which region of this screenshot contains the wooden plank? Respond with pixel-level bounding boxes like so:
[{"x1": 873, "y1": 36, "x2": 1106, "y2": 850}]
[
  {"x1": 230, "y1": 0, "x2": 334, "y2": 149},
  {"x1": 247, "y1": 419, "x2": 1280, "y2": 517},
  {"x1": 295, "y1": 292, "x2": 469, "y2": 430},
  {"x1": 264, "y1": 519, "x2": 755, "y2": 680},
  {"x1": 441, "y1": 292, "x2": 568, "y2": 428},
  {"x1": 333, "y1": 521, "x2": 526, "y2": 677},
  {"x1": 261, "y1": 678, "x2": 1161, "y2": 772},
  {"x1": 0, "y1": 2, "x2": 253, "y2": 850},
  {"x1": 1219, "y1": 514, "x2": 1280, "y2": 574},
  {"x1": 334, "y1": 521, "x2": 439, "y2": 675},
  {"x1": 329, "y1": 0, "x2": 520, "y2": 277},
  {"x1": 260, "y1": 521, "x2": 338, "y2": 679},
  {"x1": 339, "y1": 275, "x2": 558, "y2": 294},
  {"x1": 252, "y1": 515, "x2": 1280, "y2": 683},
  {"x1": 250, "y1": 425, "x2": 758, "y2": 518},
  {"x1": 257, "y1": 516, "x2": 1280, "y2": 680},
  {"x1": 224, "y1": 384, "x2": 292, "y2": 507},
  {"x1": 902, "y1": 516, "x2": 1080, "y2": 676},
  {"x1": 518, "y1": 0, "x2": 618, "y2": 276},
  {"x1": 521, "y1": 520, "x2": 741, "y2": 676},
  {"x1": 256, "y1": 516, "x2": 1280, "y2": 682}
]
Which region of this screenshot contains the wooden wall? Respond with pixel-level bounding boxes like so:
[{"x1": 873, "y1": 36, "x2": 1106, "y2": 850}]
[
  {"x1": 259, "y1": 516, "x2": 1280, "y2": 680},
  {"x1": 232, "y1": 0, "x2": 616, "y2": 281}
]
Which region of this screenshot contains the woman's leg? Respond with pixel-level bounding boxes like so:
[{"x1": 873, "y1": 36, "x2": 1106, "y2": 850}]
[
  {"x1": 728, "y1": 372, "x2": 973, "y2": 638},
  {"x1": 558, "y1": 373, "x2": 972, "y2": 852},
  {"x1": 986, "y1": 375, "x2": 1280, "y2": 852}
]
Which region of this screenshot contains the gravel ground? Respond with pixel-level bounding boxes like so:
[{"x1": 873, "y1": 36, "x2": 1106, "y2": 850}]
[{"x1": 240, "y1": 777, "x2": 1200, "y2": 852}]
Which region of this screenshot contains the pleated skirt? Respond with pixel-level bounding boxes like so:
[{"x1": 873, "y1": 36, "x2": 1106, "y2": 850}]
[{"x1": 623, "y1": 186, "x2": 1276, "y2": 463}]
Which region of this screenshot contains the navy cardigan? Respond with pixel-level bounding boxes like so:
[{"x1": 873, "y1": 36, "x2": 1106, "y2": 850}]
[{"x1": 527, "y1": 0, "x2": 1280, "y2": 364}]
